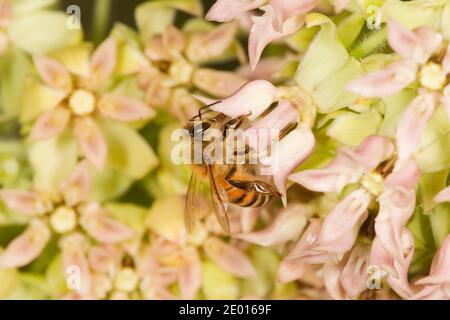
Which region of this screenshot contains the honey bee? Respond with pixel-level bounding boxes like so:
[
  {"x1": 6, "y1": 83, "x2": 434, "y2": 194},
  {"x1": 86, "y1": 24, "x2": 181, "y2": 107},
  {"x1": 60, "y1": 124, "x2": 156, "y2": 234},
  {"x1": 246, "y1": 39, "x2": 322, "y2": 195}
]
[{"x1": 184, "y1": 103, "x2": 296, "y2": 233}]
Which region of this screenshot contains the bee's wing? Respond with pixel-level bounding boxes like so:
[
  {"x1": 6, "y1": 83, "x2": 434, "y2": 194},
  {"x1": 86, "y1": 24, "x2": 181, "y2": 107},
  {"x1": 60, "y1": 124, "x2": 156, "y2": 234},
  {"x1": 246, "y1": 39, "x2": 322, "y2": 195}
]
[
  {"x1": 184, "y1": 172, "x2": 203, "y2": 232},
  {"x1": 207, "y1": 165, "x2": 230, "y2": 233}
]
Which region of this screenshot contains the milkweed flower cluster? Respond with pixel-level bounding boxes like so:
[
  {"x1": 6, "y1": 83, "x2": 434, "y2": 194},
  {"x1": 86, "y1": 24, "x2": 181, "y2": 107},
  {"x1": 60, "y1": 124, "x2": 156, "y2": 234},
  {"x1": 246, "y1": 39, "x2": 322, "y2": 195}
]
[{"x1": 0, "y1": 0, "x2": 449, "y2": 300}]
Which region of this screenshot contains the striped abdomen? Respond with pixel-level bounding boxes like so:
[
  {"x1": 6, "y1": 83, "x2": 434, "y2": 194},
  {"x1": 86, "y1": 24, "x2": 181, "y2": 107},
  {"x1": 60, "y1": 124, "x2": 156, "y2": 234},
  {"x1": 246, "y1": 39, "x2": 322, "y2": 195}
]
[{"x1": 220, "y1": 165, "x2": 276, "y2": 208}]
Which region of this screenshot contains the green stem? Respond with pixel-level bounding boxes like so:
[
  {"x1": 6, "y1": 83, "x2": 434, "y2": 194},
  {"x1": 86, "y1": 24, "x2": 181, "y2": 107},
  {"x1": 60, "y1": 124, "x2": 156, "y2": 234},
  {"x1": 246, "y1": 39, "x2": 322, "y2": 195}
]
[
  {"x1": 91, "y1": 0, "x2": 113, "y2": 44},
  {"x1": 350, "y1": 27, "x2": 387, "y2": 59}
]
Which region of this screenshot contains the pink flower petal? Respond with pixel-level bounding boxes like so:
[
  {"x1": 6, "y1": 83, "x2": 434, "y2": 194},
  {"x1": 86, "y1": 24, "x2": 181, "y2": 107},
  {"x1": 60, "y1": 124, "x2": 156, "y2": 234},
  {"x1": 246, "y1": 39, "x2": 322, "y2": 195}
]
[
  {"x1": 79, "y1": 203, "x2": 134, "y2": 244},
  {"x1": 139, "y1": 244, "x2": 177, "y2": 277},
  {"x1": 353, "y1": 135, "x2": 395, "y2": 171},
  {"x1": 375, "y1": 190, "x2": 415, "y2": 262},
  {"x1": 33, "y1": 56, "x2": 72, "y2": 92},
  {"x1": 280, "y1": 263, "x2": 323, "y2": 287},
  {"x1": 192, "y1": 68, "x2": 247, "y2": 98},
  {"x1": 205, "y1": 0, "x2": 265, "y2": 22},
  {"x1": 277, "y1": 258, "x2": 309, "y2": 283},
  {"x1": 375, "y1": 161, "x2": 419, "y2": 262},
  {"x1": 236, "y1": 11, "x2": 254, "y2": 32},
  {"x1": 30, "y1": 107, "x2": 70, "y2": 141},
  {"x1": 396, "y1": 93, "x2": 437, "y2": 161},
  {"x1": 0, "y1": 190, "x2": 52, "y2": 216},
  {"x1": 434, "y1": 186, "x2": 450, "y2": 204},
  {"x1": 290, "y1": 135, "x2": 394, "y2": 194},
  {"x1": 318, "y1": 188, "x2": 371, "y2": 254},
  {"x1": 60, "y1": 161, "x2": 91, "y2": 207},
  {"x1": 323, "y1": 261, "x2": 346, "y2": 300},
  {"x1": 136, "y1": 248, "x2": 159, "y2": 275},
  {"x1": 271, "y1": 0, "x2": 317, "y2": 31},
  {"x1": 384, "y1": 159, "x2": 421, "y2": 191},
  {"x1": 90, "y1": 37, "x2": 117, "y2": 88},
  {"x1": 385, "y1": 235, "x2": 415, "y2": 299},
  {"x1": 289, "y1": 149, "x2": 363, "y2": 194},
  {"x1": 137, "y1": 65, "x2": 159, "y2": 90},
  {"x1": 238, "y1": 56, "x2": 290, "y2": 81},
  {"x1": 412, "y1": 27, "x2": 443, "y2": 64},
  {"x1": 0, "y1": 0, "x2": 12, "y2": 28},
  {"x1": 240, "y1": 207, "x2": 260, "y2": 233},
  {"x1": 88, "y1": 245, "x2": 120, "y2": 274},
  {"x1": 369, "y1": 231, "x2": 414, "y2": 299},
  {"x1": 284, "y1": 219, "x2": 328, "y2": 263},
  {"x1": 267, "y1": 126, "x2": 315, "y2": 204},
  {"x1": 387, "y1": 19, "x2": 422, "y2": 60},
  {"x1": 388, "y1": 19, "x2": 442, "y2": 64},
  {"x1": 244, "y1": 100, "x2": 299, "y2": 151},
  {"x1": 178, "y1": 247, "x2": 202, "y2": 299},
  {"x1": 346, "y1": 60, "x2": 417, "y2": 98},
  {"x1": 145, "y1": 35, "x2": 171, "y2": 61},
  {"x1": 279, "y1": 240, "x2": 328, "y2": 284},
  {"x1": 152, "y1": 267, "x2": 179, "y2": 287},
  {"x1": 210, "y1": 80, "x2": 277, "y2": 119},
  {"x1": 415, "y1": 235, "x2": 450, "y2": 286},
  {"x1": 187, "y1": 22, "x2": 238, "y2": 62},
  {"x1": 412, "y1": 285, "x2": 448, "y2": 300},
  {"x1": 0, "y1": 219, "x2": 50, "y2": 268},
  {"x1": 98, "y1": 94, "x2": 155, "y2": 122},
  {"x1": 248, "y1": 5, "x2": 304, "y2": 70},
  {"x1": 369, "y1": 235, "x2": 397, "y2": 277},
  {"x1": 60, "y1": 233, "x2": 92, "y2": 296},
  {"x1": 74, "y1": 116, "x2": 108, "y2": 169},
  {"x1": 203, "y1": 237, "x2": 257, "y2": 279},
  {"x1": 144, "y1": 76, "x2": 172, "y2": 108},
  {"x1": 162, "y1": 24, "x2": 186, "y2": 54},
  {"x1": 375, "y1": 210, "x2": 414, "y2": 261},
  {"x1": 236, "y1": 203, "x2": 308, "y2": 246},
  {"x1": 340, "y1": 244, "x2": 370, "y2": 299}
]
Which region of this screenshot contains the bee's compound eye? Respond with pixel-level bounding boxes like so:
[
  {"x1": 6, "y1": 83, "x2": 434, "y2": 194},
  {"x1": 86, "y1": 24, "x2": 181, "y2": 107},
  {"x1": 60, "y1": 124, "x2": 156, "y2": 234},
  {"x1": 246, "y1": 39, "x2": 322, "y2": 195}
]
[{"x1": 189, "y1": 122, "x2": 211, "y2": 137}]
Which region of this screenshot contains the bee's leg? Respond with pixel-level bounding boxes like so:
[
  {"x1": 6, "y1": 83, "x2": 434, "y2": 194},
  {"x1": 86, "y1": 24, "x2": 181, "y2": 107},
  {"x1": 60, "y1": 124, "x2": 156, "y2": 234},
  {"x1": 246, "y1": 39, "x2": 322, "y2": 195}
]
[
  {"x1": 227, "y1": 179, "x2": 252, "y2": 191},
  {"x1": 190, "y1": 106, "x2": 212, "y2": 121},
  {"x1": 193, "y1": 107, "x2": 210, "y2": 120},
  {"x1": 198, "y1": 106, "x2": 210, "y2": 120},
  {"x1": 223, "y1": 116, "x2": 245, "y2": 135},
  {"x1": 227, "y1": 179, "x2": 277, "y2": 195},
  {"x1": 198, "y1": 101, "x2": 221, "y2": 120}
]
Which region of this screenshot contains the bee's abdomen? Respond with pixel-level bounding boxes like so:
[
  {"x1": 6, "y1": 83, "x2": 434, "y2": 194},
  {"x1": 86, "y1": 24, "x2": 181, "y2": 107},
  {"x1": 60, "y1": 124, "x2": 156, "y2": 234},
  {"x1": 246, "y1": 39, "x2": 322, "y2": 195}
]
[
  {"x1": 222, "y1": 165, "x2": 275, "y2": 208},
  {"x1": 225, "y1": 187, "x2": 273, "y2": 207}
]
